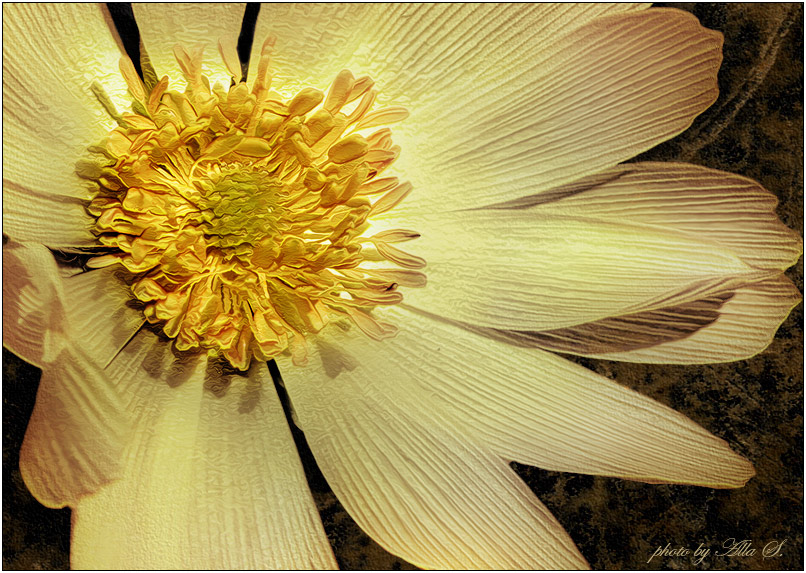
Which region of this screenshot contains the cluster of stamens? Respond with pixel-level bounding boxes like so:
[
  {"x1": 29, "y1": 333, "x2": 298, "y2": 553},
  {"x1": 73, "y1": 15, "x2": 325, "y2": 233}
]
[{"x1": 80, "y1": 39, "x2": 425, "y2": 369}]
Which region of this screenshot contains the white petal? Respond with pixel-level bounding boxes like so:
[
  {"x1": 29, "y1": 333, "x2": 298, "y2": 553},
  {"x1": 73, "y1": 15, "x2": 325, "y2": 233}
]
[
  {"x1": 387, "y1": 209, "x2": 765, "y2": 331},
  {"x1": 3, "y1": 241, "x2": 144, "y2": 370},
  {"x1": 407, "y1": 306, "x2": 753, "y2": 486},
  {"x1": 530, "y1": 162, "x2": 802, "y2": 271},
  {"x1": 247, "y1": 3, "x2": 369, "y2": 96},
  {"x1": 133, "y1": 3, "x2": 246, "y2": 90},
  {"x1": 249, "y1": 4, "x2": 645, "y2": 99},
  {"x1": 20, "y1": 344, "x2": 131, "y2": 508},
  {"x1": 72, "y1": 330, "x2": 335, "y2": 569},
  {"x1": 4, "y1": 181, "x2": 96, "y2": 247},
  {"x1": 60, "y1": 267, "x2": 145, "y2": 369},
  {"x1": 285, "y1": 305, "x2": 754, "y2": 488},
  {"x1": 279, "y1": 342, "x2": 587, "y2": 569},
  {"x1": 388, "y1": 8, "x2": 723, "y2": 213},
  {"x1": 3, "y1": 4, "x2": 127, "y2": 245},
  {"x1": 578, "y1": 275, "x2": 802, "y2": 363},
  {"x1": 2, "y1": 242, "x2": 69, "y2": 368}
]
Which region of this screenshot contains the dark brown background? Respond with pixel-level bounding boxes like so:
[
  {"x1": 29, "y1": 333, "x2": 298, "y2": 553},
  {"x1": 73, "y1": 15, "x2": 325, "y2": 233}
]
[{"x1": 3, "y1": 3, "x2": 803, "y2": 570}]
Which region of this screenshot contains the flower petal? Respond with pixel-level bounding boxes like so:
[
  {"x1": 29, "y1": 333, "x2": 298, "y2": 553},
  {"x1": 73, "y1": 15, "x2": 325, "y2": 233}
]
[
  {"x1": 279, "y1": 343, "x2": 587, "y2": 569},
  {"x1": 249, "y1": 4, "x2": 645, "y2": 98},
  {"x1": 2, "y1": 242, "x2": 69, "y2": 368},
  {"x1": 284, "y1": 305, "x2": 753, "y2": 489},
  {"x1": 132, "y1": 3, "x2": 246, "y2": 90},
  {"x1": 60, "y1": 268, "x2": 145, "y2": 368},
  {"x1": 3, "y1": 240, "x2": 144, "y2": 370},
  {"x1": 4, "y1": 180, "x2": 97, "y2": 247},
  {"x1": 564, "y1": 275, "x2": 802, "y2": 363},
  {"x1": 388, "y1": 8, "x2": 723, "y2": 213},
  {"x1": 385, "y1": 306, "x2": 755, "y2": 487},
  {"x1": 71, "y1": 331, "x2": 335, "y2": 569},
  {"x1": 528, "y1": 162, "x2": 802, "y2": 271},
  {"x1": 3, "y1": 4, "x2": 127, "y2": 245},
  {"x1": 19, "y1": 344, "x2": 131, "y2": 508},
  {"x1": 386, "y1": 210, "x2": 766, "y2": 331}
]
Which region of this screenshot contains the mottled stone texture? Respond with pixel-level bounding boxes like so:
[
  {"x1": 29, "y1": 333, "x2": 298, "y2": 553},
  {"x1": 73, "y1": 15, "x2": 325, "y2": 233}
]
[{"x1": 3, "y1": 3, "x2": 802, "y2": 570}]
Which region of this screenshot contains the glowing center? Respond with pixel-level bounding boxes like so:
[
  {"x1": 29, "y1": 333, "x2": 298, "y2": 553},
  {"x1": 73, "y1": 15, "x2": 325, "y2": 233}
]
[{"x1": 82, "y1": 39, "x2": 425, "y2": 369}]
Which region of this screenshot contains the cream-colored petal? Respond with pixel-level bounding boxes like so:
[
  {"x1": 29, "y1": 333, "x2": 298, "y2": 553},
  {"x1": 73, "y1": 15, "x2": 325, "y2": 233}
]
[
  {"x1": 247, "y1": 3, "x2": 368, "y2": 96},
  {"x1": 3, "y1": 240, "x2": 143, "y2": 370},
  {"x1": 385, "y1": 209, "x2": 766, "y2": 331},
  {"x1": 530, "y1": 162, "x2": 803, "y2": 271},
  {"x1": 249, "y1": 4, "x2": 645, "y2": 99},
  {"x1": 396, "y1": 306, "x2": 753, "y2": 486},
  {"x1": 4, "y1": 243, "x2": 137, "y2": 510},
  {"x1": 3, "y1": 4, "x2": 127, "y2": 245},
  {"x1": 4, "y1": 180, "x2": 96, "y2": 247},
  {"x1": 2, "y1": 242, "x2": 69, "y2": 368},
  {"x1": 578, "y1": 275, "x2": 802, "y2": 363},
  {"x1": 72, "y1": 331, "x2": 335, "y2": 569},
  {"x1": 20, "y1": 344, "x2": 131, "y2": 508},
  {"x1": 60, "y1": 267, "x2": 145, "y2": 368},
  {"x1": 280, "y1": 344, "x2": 587, "y2": 570},
  {"x1": 285, "y1": 305, "x2": 754, "y2": 489},
  {"x1": 388, "y1": 8, "x2": 723, "y2": 213},
  {"x1": 133, "y1": 3, "x2": 246, "y2": 90}
]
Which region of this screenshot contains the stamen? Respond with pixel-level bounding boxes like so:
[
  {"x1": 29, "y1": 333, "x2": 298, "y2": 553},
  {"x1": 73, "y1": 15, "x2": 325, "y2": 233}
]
[{"x1": 81, "y1": 44, "x2": 425, "y2": 369}]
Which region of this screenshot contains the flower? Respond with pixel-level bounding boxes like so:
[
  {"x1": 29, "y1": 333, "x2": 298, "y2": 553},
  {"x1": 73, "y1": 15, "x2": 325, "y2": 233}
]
[{"x1": 3, "y1": 3, "x2": 802, "y2": 570}]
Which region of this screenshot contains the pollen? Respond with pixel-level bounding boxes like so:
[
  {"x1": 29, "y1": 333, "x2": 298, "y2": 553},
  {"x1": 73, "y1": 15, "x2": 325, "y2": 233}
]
[{"x1": 80, "y1": 39, "x2": 425, "y2": 370}]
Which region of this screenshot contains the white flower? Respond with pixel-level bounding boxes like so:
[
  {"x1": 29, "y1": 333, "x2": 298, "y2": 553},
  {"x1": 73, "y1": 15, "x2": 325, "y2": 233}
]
[{"x1": 3, "y1": 3, "x2": 801, "y2": 569}]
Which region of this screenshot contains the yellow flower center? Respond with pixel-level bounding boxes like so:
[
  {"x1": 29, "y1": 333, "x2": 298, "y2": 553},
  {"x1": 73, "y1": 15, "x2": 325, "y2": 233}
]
[{"x1": 81, "y1": 40, "x2": 425, "y2": 370}]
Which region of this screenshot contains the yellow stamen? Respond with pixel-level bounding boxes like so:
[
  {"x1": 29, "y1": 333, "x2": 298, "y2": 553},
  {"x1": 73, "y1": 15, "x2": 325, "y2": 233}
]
[{"x1": 81, "y1": 43, "x2": 424, "y2": 370}]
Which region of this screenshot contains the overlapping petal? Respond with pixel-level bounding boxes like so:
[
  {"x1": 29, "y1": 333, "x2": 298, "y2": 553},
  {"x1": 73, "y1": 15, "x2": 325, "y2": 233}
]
[
  {"x1": 132, "y1": 3, "x2": 246, "y2": 89},
  {"x1": 571, "y1": 276, "x2": 801, "y2": 363},
  {"x1": 3, "y1": 242, "x2": 144, "y2": 370},
  {"x1": 278, "y1": 305, "x2": 754, "y2": 567},
  {"x1": 3, "y1": 242, "x2": 69, "y2": 368},
  {"x1": 248, "y1": 4, "x2": 646, "y2": 98},
  {"x1": 454, "y1": 162, "x2": 802, "y2": 362},
  {"x1": 3, "y1": 242, "x2": 133, "y2": 506},
  {"x1": 20, "y1": 343, "x2": 131, "y2": 508},
  {"x1": 529, "y1": 162, "x2": 802, "y2": 271},
  {"x1": 3, "y1": 4, "x2": 127, "y2": 246},
  {"x1": 280, "y1": 343, "x2": 587, "y2": 569},
  {"x1": 382, "y1": 209, "x2": 768, "y2": 331},
  {"x1": 71, "y1": 330, "x2": 335, "y2": 569}
]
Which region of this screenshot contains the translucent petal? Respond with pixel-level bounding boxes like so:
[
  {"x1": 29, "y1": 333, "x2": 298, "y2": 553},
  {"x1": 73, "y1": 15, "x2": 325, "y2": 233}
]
[
  {"x1": 3, "y1": 241, "x2": 143, "y2": 370},
  {"x1": 20, "y1": 344, "x2": 131, "y2": 507},
  {"x1": 71, "y1": 331, "x2": 334, "y2": 569},
  {"x1": 577, "y1": 275, "x2": 802, "y2": 363},
  {"x1": 2, "y1": 242, "x2": 69, "y2": 368},
  {"x1": 529, "y1": 162, "x2": 802, "y2": 271}
]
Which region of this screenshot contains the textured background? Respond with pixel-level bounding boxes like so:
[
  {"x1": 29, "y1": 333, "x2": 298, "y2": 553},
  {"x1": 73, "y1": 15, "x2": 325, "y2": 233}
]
[{"x1": 3, "y1": 3, "x2": 803, "y2": 570}]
